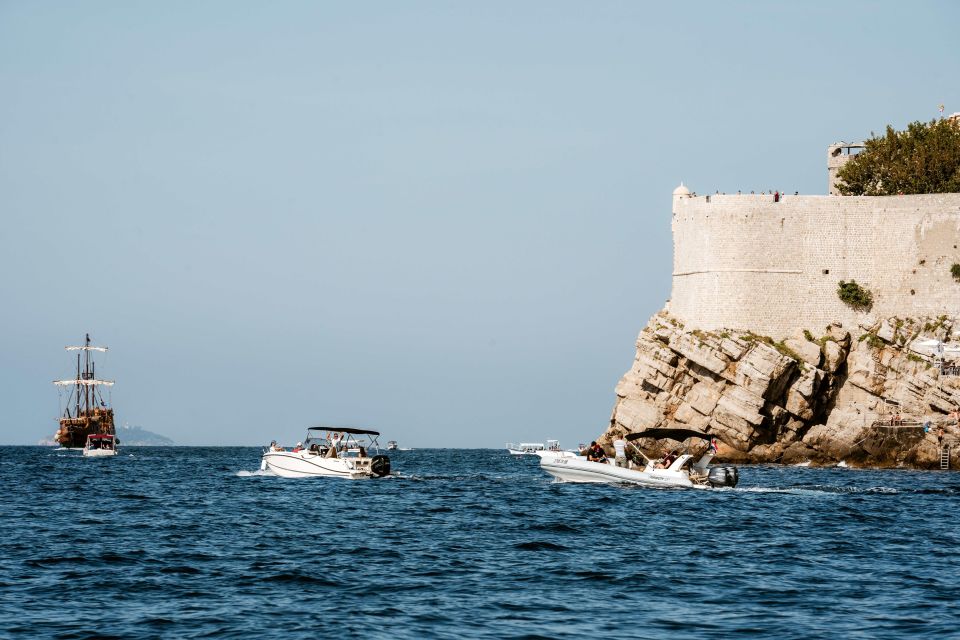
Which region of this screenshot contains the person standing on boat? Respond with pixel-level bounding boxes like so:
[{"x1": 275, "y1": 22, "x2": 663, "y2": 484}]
[{"x1": 613, "y1": 434, "x2": 627, "y2": 468}]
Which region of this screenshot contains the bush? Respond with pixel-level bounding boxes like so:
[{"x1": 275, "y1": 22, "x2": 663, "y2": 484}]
[
  {"x1": 837, "y1": 280, "x2": 873, "y2": 311},
  {"x1": 952, "y1": 263, "x2": 960, "y2": 282},
  {"x1": 836, "y1": 118, "x2": 960, "y2": 195}
]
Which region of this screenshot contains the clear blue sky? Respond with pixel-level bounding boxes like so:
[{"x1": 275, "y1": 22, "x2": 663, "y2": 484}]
[{"x1": 2, "y1": 1, "x2": 957, "y2": 446}]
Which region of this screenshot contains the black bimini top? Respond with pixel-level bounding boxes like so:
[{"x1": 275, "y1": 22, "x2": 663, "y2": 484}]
[
  {"x1": 307, "y1": 426, "x2": 380, "y2": 436},
  {"x1": 626, "y1": 428, "x2": 711, "y2": 442}
]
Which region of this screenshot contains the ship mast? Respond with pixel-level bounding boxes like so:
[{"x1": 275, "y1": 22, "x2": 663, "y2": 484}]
[
  {"x1": 55, "y1": 334, "x2": 114, "y2": 414},
  {"x1": 84, "y1": 333, "x2": 91, "y2": 414}
]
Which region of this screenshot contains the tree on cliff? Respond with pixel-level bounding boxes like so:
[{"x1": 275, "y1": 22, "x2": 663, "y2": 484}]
[{"x1": 836, "y1": 118, "x2": 960, "y2": 195}]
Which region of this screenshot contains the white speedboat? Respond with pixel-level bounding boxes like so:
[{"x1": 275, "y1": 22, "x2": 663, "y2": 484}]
[
  {"x1": 532, "y1": 440, "x2": 580, "y2": 459},
  {"x1": 539, "y1": 428, "x2": 738, "y2": 489},
  {"x1": 261, "y1": 427, "x2": 391, "y2": 479},
  {"x1": 506, "y1": 442, "x2": 545, "y2": 456},
  {"x1": 386, "y1": 440, "x2": 398, "y2": 451},
  {"x1": 82, "y1": 433, "x2": 118, "y2": 457}
]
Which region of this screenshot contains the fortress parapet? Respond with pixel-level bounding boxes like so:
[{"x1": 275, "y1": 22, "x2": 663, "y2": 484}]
[{"x1": 668, "y1": 191, "x2": 960, "y2": 339}]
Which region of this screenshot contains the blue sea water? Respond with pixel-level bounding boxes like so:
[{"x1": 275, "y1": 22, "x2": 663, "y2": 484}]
[{"x1": 4, "y1": 447, "x2": 959, "y2": 639}]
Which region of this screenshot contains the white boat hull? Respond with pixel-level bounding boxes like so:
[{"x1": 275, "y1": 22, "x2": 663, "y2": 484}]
[
  {"x1": 540, "y1": 454, "x2": 701, "y2": 489},
  {"x1": 261, "y1": 451, "x2": 373, "y2": 479},
  {"x1": 82, "y1": 448, "x2": 117, "y2": 457}
]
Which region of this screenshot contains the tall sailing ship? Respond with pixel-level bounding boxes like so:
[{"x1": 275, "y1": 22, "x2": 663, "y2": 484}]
[{"x1": 53, "y1": 334, "x2": 116, "y2": 449}]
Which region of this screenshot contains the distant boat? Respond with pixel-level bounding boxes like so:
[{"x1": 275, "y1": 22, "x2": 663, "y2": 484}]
[
  {"x1": 53, "y1": 334, "x2": 116, "y2": 450},
  {"x1": 506, "y1": 442, "x2": 545, "y2": 456},
  {"x1": 387, "y1": 440, "x2": 398, "y2": 451},
  {"x1": 82, "y1": 433, "x2": 118, "y2": 457}
]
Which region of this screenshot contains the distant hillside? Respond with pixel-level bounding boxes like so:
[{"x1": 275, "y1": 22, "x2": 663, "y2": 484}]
[
  {"x1": 38, "y1": 425, "x2": 175, "y2": 446},
  {"x1": 117, "y1": 425, "x2": 175, "y2": 446},
  {"x1": 37, "y1": 425, "x2": 176, "y2": 447}
]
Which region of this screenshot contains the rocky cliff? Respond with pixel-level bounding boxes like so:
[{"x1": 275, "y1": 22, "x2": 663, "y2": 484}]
[{"x1": 600, "y1": 312, "x2": 959, "y2": 468}]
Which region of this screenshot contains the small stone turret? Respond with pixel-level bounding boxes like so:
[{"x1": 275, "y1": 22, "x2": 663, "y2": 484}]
[
  {"x1": 827, "y1": 142, "x2": 864, "y2": 195},
  {"x1": 672, "y1": 182, "x2": 691, "y2": 213}
]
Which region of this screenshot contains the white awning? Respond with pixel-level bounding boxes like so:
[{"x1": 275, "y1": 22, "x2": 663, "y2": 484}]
[
  {"x1": 53, "y1": 379, "x2": 115, "y2": 386},
  {"x1": 66, "y1": 346, "x2": 108, "y2": 352},
  {"x1": 911, "y1": 340, "x2": 960, "y2": 354}
]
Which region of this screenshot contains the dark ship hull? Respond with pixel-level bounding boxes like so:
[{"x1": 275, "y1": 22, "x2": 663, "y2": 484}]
[{"x1": 56, "y1": 408, "x2": 115, "y2": 449}]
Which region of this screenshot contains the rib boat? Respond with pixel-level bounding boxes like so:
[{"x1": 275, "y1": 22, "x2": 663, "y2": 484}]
[
  {"x1": 53, "y1": 334, "x2": 117, "y2": 450},
  {"x1": 261, "y1": 427, "x2": 391, "y2": 479},
  {"x1": 539, "y1": 428, "x2": 739, "y2": 489}
]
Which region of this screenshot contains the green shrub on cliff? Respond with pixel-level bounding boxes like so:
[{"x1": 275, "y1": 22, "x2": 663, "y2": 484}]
[
  {"x1": 836, "y1": 118, "x2": 960, "y2": 195},
  {"x1": 837, "y1": 280, "x2": 873, "y2": 311}
]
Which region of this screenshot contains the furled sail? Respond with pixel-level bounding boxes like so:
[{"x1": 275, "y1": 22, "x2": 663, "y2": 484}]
[{"x1": 53, "y1": 379, "x2": 115, "y2": 386}]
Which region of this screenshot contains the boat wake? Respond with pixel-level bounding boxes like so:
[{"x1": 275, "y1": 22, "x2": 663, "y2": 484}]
[
  {"x1": 235, "y1": 469, "x2": 273, "y2": 477},
  {"x1": 737, "y1": 485, "x2": 902, "y2": 495}
]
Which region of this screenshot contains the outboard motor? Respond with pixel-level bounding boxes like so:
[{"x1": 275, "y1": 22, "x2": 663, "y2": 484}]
[
  {"x1": 708, "y1": 466, "x2": 739, "y2": 488},
  {"x1": 370, "y1": 454, "x2": 391, "y2": 478}
]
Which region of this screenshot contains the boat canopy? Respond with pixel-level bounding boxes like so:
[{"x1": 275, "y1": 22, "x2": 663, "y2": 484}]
[
  {"x1": 53, "y1": 379, "x2": 115, "y2": 386},
  {"x1": 307, "y1": 426, "x2": 380, "y2": 436},
  {"x1": 626, "y1": 428, "x2": 712, "y2": 442}
]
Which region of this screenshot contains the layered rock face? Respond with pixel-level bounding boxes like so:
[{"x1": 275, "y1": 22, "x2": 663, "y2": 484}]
[{"x1": 600, "y1": 312, "x2": 959, "y2": 468}]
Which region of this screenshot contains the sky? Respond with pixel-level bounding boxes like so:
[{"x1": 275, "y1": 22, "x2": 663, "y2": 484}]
[{"x1": 1, "y1": 1, "x2": 958, "y2": 446}]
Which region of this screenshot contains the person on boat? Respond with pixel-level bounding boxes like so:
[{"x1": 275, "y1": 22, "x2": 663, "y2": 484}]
[
  {"x1": 656, "y1": 451, "x2": 677, "y2": 469},
  {"x1": 587, "y1": 441, "x2": 606, "y2": 463},
  {"x1": 612, "y1": 434, "x2": 627, "y2": 468},
  {"x1": 292, "y1": 442, "x2": 303, "y2": 453}
]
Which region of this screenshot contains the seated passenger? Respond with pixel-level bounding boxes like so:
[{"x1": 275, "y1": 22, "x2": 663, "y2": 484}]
[
  {"x1": 292, "y1": 441, "x2": 303, "y2": 453},
  {"x1": 587, "y1": 441, "x2": 607, "y2": 463}
]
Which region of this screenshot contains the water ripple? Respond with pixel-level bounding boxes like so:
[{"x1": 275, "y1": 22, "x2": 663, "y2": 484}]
[{"x1": 3, "y1": 447, "x2": 959, "y2": 638}]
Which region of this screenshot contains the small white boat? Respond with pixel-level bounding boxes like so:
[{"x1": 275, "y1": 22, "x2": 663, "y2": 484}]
[
  {"x1": 386, "y1": 441, "x2": 398, "y2": 451},
  {"x1": 261, "y1": 427, "x2": 391, "y2": 479},
  {"x1": 82, "y1": 433, "x2": 118, "y2": 457},
  {"x1": 531, "y1": 440, "x2": 579, "y2": 459},
  {"x1": 506, "y1": 442, "x2": 545, "y2": 456},
  {"x1": 539, "y1": 428, "x2": 738, "y2": 489}
]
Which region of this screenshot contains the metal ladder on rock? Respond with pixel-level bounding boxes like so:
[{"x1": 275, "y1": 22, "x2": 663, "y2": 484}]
[{"x1": 941, "y1": 446, "x2": 951, "y2": 470}]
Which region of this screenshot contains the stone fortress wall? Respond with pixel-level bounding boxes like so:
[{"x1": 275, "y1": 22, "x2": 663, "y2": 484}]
[{"x1": 668, "y1": 190, "x2": 960, "y2": 340}]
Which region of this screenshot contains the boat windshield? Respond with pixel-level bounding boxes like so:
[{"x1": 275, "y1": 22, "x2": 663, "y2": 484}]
[{"x1": 303, "y1": 430, "x2": 380, "y2": 453}]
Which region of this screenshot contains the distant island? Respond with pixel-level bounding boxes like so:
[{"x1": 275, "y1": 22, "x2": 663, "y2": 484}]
[
  {"x1": 117, "y1": 424, "x2": 175, "y2": 446},
  {"x1": 38, "y1": 424, "x2": 174, "y2": 446}
]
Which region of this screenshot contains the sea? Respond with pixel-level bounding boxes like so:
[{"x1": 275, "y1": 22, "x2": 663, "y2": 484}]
[{"x1": 4, "y1": 447, "x2": 959, "y2": 639}]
